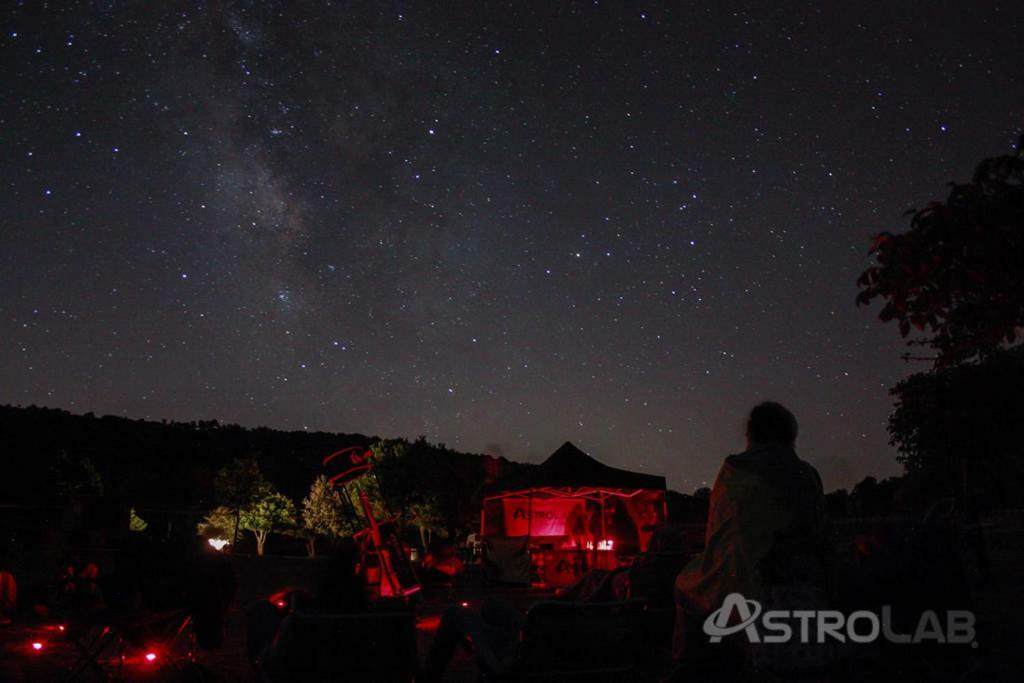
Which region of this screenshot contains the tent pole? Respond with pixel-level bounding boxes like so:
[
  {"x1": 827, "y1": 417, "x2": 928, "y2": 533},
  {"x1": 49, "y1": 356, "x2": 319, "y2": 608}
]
[
  {"x1": 527, "y1": 491, "x2": 533, "y2": 589},
  {"x1": 480, "y1": 501, "x2": 486, "y2": 567},
  {"x1": 527, "y1": 491, "x2": 533, "y2": 539}
]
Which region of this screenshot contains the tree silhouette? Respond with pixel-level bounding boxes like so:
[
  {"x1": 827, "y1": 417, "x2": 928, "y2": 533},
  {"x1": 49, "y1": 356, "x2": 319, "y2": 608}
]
[
  {"x1": 214, "y1": 458, "x2": 271, "y2": 547},
  {"x1": 857, "y1": 135, "x2": 1024, "y2": 366},
  {"x1": 53, "y1": 451, "x2": 104, "y2": 497},
  {"x1": 888, "y1": 346, "x2": 1024, "y2": 508},
  {"x1": 0, "y1": 404, "x2": 512, "y2": 538}
]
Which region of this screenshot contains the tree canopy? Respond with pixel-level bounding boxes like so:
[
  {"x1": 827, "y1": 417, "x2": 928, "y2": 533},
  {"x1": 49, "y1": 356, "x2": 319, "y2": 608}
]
[
  {"x1": 128, "y1": 507, "x2": 148, "y2": 532},
  {"x1": 888, "y1": 345, "x2": 1024, "y2": 508},
  {"x1": 299, "y1": 475, "x2": 347, "y2": 557},
  {"x1": 240, "y1": 490, "x2": 296, "y2": 556},
  {"x1": 215, "y1": 458, "x2": 272, "y2": 511},
  {"x1": 197, "y1": 506, "x2": 236, "y2": 541},
  {"x1": 337, "y1": 439, "x2": 448, "y2": 550},
  {"x1": 214, "y1": 458, "x2": 273, "y2": 546},
  {"x1": 857, "y1": 136, "x2": 1024, "y2": 367}
]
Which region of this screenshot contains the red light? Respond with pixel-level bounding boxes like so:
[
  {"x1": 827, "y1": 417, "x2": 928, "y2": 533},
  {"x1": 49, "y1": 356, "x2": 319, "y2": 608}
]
[
  {"x1": 275, "y1": 600, "x2": 286, "y2": 608},
  {"x1": 416, "y1": 615, "x2": 441, "y2": 631},
  {"x1": 144, "y1": 652, "x2": 157, "y2": 662},
  {"x1": 58, "y1": 625, "x2": 66, "y2": 632},
  {"x1": 31, "y1": 642, "x2": 43, "y2": 651},
  {"x1": 460, "y1": 601, "x2": 470, "y2": 608}
]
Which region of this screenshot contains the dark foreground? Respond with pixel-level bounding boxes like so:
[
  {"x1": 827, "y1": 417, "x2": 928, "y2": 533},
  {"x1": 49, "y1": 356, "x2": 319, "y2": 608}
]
[{"x1": 3, "y1": 526, "x2": 1024, "y2": 683}]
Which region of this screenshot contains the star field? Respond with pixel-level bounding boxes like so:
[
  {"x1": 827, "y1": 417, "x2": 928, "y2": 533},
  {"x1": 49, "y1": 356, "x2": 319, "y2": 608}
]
[{"x1": 2, "y1": 1, "x2": 1022, "y2": 491}]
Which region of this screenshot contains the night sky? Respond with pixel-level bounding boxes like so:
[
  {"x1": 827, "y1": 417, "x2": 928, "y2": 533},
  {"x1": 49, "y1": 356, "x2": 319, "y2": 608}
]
[{"x1": 2, "y1": 2, "x2": 1022, "y2": 492}]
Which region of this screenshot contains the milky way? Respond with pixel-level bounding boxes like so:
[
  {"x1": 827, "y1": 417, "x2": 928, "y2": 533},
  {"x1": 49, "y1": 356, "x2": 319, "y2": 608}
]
[{"x1": 2, "y1": 1, "x2": 1022, "y2": 490}]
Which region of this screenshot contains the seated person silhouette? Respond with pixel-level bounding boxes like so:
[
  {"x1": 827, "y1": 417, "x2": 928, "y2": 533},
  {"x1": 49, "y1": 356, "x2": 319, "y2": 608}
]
[
  {"x1": 670, "y1": 402, "x2": 827, "y2": 671},
  {"x1": 421, "y1": 596, "x2": 525, "y2": 681},
  {"x1": 599, "y1": 498, "x2": 640, "y2": 557},
  {"x1": 0, "y1": 564, "x2": 15, "y2": 625},
  {"x1": 247, "y1": 540, "x2": 367, "y2": 667}
]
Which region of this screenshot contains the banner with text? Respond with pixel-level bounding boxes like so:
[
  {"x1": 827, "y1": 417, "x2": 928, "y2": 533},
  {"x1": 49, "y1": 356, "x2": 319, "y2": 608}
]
[{"x1": 502, "y1": 497, "x2": 582, "y2": 537}]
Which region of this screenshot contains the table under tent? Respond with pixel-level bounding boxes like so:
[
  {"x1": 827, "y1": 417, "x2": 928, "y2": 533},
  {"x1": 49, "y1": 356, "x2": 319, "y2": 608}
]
[{"x1": 481, "y1": 441, "x2": 667, "y2": 588}]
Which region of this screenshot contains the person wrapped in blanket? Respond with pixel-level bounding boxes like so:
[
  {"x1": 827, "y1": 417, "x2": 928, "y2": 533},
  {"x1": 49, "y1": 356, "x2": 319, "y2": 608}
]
[{"x1": 670, "y1": 402, "x2": 828, "y2": 672}]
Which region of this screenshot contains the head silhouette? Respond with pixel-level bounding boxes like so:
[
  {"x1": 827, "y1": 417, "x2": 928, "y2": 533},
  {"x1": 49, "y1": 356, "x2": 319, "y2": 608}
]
[
  {"x1": 746, "y1": 401, "x2": 798, "y2": 449},
  {"x1": 318, "y1": 538, "x2": 367, "y2": 612}
]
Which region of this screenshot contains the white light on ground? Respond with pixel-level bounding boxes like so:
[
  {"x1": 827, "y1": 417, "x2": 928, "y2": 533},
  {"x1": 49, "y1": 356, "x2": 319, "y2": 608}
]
[{"x1": 208, "y1": 538, "x2": 230, "y2": 551}]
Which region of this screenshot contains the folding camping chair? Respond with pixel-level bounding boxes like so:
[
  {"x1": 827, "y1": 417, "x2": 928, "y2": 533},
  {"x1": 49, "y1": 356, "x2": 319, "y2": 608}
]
[
  {"x1": 624, "y1": 549, "x2": 695, "y2": 668},
  {"x1": 482, "y1": 537, "x2": 530, "y2": 586}
]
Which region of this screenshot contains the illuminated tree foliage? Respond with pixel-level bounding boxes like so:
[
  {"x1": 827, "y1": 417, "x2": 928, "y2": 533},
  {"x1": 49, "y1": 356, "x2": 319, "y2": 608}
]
[
  {"x1": 372, "y1": 439, "x2": 448, "y2": 546},
  {"x1": 299, "y1": 475, "x2": 347, "y2": 557},
  {"x1": 407, "y1": 496, "x2": 448, "y2": 550},
  {"x1": 330, "y1": 439, "x2": 448, "y2": 550},
  {"x1": 214, "y1": 458, "x2": 272, "y2": 546},
  {"x1": 128, "y1": 507, "x2": 148, "y2": 532},
  {"x1": 197, "y1": 506, "x2": 236, "y2": 540},
  {"x1": 857, "y1": 136, "x2": 1024, "y2": 367},
  {"x1": 240, "y1": 490, "x2": 297, "y2": 556}
]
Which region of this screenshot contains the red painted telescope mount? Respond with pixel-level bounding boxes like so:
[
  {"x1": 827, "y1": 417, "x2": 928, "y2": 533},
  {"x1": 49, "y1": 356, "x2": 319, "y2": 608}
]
[{"x1": 323, "y1": 447, "x2": 421, "y2": 599}]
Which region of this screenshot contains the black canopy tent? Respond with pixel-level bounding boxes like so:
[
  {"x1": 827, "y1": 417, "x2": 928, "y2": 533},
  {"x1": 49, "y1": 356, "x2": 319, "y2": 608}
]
[
  {"x1": 495, "y1": 441, "x2": 667, "y2": 491},
  {"x1": 481, "y1": 442, "x2": 668, "y2": 586}
]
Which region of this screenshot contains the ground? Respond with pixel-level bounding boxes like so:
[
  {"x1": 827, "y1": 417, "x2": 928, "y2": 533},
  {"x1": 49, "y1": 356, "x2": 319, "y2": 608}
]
[
  {"x1": 0, "y1": 555, "x2": 541, "y2": 682},
  {"x1": 3, "y1": 529, "x2": 1023, "y2": 682}
]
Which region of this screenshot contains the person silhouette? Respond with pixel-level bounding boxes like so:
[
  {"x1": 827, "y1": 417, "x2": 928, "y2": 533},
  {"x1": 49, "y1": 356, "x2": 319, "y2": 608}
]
[{"x1": 670, "y1": 402, "x2": 827, "y2": 669}]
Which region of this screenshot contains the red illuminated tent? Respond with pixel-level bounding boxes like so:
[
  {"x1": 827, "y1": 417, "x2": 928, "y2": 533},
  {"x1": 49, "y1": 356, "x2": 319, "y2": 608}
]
[{"x1": 481, "y1": 442, "x2": 667, "y2": 586}]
